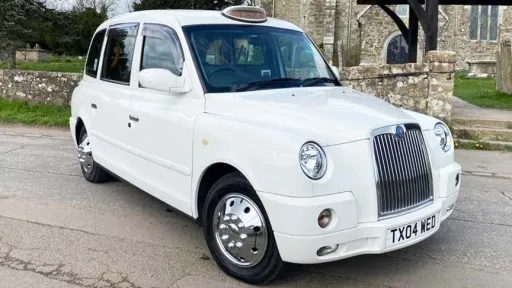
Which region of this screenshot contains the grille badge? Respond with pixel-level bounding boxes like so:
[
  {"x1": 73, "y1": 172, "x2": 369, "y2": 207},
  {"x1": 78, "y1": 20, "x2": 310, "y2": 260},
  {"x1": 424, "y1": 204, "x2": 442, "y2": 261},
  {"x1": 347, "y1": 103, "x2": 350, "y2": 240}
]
[{"x1": 395, "y1": 125, "x2": 406, "y2": 138}]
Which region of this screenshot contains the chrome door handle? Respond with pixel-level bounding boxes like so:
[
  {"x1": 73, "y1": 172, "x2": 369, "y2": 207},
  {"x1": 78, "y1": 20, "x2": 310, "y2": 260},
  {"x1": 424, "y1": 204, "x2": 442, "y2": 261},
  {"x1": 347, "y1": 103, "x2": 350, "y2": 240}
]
[{"x1": 129, "y1": 115, "x2": 139, "y2": 122}]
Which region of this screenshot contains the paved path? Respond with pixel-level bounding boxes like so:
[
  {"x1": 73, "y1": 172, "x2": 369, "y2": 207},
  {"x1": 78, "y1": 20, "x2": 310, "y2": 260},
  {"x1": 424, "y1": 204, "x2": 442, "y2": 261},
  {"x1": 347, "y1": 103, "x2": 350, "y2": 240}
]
[
  {"x1": 0, "y1": 126, "x2": 512, "y2": 288},
  {"x1": 452, "y1": 97, "x2": 512, "y2": 121}
]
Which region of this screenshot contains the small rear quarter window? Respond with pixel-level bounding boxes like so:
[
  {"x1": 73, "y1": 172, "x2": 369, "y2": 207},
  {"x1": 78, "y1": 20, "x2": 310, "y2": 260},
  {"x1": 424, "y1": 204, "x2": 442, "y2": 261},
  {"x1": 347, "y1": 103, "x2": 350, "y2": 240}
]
[{"x1": 85, "y1": 29, "x2": 106, "y2": 78}]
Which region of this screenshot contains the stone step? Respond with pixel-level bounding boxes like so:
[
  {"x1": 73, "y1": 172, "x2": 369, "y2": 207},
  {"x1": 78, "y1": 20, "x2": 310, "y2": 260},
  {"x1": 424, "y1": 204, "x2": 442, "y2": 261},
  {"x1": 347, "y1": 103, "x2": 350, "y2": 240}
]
[
  {"x1": 453, "y1": 126, "x2": 512, "y2": 142},
  {"x1": 451, "y1": 117, "x2": 512, "y2": 130},
  {"x1": 455, "y1": 139, "x2": 512, "y2": 152}
]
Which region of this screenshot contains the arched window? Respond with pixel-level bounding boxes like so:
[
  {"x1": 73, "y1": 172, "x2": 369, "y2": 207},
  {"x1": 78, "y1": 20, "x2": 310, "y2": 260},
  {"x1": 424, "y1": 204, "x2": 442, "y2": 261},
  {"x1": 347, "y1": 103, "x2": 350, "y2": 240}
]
[{"x1": 386, "y1": 34, "x2": 409, "y2": 64}]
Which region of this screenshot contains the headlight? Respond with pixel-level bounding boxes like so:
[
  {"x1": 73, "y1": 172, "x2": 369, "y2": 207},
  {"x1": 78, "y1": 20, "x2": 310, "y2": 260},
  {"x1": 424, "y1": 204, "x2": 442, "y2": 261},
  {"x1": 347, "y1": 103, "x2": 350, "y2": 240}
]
[
  {"x1": 299, "y1": 142, "x2": 327, "y2": 179},
  {"x1": 434, "y1": 123, "x2": 452, "y2": 152}
]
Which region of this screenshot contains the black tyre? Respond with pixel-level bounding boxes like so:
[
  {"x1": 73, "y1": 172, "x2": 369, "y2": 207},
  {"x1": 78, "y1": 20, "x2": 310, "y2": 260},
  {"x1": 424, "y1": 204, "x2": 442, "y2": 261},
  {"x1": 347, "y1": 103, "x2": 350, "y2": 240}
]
[
  {"x1": 77, "y1": 126, "x2": 110, "y2": 183},
  {"x1": 203, "y1": 172, "x2": 285, "y2": 284}
]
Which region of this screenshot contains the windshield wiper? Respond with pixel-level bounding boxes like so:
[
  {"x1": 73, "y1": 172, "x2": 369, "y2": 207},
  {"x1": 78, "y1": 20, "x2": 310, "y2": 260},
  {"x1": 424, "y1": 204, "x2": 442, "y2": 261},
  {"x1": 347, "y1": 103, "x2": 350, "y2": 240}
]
[
  {"x1": 233, "y1": 78, "x2": 301, "y2": 92},
  {"x1": 302, "y1": 77, "x2": 337, "y2": 87}
]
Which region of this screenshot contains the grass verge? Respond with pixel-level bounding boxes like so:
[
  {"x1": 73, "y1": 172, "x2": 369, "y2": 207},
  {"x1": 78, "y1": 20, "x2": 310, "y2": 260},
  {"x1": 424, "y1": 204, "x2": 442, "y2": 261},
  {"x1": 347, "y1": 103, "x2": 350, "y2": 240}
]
[
  {"x1": 0, "y1": 56, "x2": 85, "y2": 73},
  {"x1": 454, "y1": 72, "x2": 512, "y2": 109},
  {"x1": 0, "y1": 98, "x2": 70, "y2": 127}
]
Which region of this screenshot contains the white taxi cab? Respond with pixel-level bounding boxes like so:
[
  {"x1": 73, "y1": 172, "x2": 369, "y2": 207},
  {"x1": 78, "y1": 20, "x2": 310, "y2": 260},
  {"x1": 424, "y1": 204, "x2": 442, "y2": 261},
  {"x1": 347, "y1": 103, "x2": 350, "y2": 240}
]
[{"x1": 70, "y1": 6, "x2": 461, "y2": 284}]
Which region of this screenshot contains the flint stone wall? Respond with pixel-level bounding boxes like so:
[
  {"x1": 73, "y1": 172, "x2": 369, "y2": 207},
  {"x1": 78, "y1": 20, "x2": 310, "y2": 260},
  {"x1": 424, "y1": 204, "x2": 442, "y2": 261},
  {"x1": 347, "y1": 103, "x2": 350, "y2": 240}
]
[
  {"x1": 0, "y1": 51, "x2": 455, "y2": 120},
  {"x1": 0, "y1": 70, "x2": 81, "y2": 106},
  {"x1": 341, "y1": 51, "x2": 456, "y2": 120}
]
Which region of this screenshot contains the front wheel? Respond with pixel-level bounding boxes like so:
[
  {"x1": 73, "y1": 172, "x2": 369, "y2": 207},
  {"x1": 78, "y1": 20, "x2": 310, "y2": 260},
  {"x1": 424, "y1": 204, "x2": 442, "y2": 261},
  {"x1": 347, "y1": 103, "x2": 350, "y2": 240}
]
[{"x1": 203, "y1": 172, "x2": 285, "y2": 284}]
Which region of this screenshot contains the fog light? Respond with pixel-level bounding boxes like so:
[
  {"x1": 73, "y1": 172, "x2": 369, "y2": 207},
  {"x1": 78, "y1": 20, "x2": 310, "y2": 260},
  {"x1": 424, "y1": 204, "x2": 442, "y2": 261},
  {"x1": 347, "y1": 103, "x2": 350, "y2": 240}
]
[
  {"x1": 317, "y1": 245, "x2": 339, "y2": 256},
  {"x1": 455, "y1": 173, "x2": 460, "y2": 187},
  {"x1": 446, "y1": 204, "x2": 455, "y2": 212},
  {"x1": 318, "y1": 209, "x2": 332, "y2": 228}
]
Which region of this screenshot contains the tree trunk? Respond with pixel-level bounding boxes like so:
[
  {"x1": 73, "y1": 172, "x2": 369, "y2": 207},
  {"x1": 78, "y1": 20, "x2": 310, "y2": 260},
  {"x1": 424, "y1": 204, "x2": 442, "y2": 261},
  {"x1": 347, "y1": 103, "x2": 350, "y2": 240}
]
[{"x1": 6, "y1": 49, "x2": 16, "y2": 69}]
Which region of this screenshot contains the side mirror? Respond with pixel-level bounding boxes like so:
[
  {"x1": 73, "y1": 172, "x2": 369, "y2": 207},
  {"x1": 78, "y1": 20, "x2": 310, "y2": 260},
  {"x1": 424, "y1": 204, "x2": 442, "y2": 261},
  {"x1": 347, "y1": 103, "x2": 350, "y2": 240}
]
[
  {"x1": 330, "y1": 65, "x2": 341, "y2": 81},
  {"x1": 139, "y1": 68, "x2": 191, "y2": 93}
]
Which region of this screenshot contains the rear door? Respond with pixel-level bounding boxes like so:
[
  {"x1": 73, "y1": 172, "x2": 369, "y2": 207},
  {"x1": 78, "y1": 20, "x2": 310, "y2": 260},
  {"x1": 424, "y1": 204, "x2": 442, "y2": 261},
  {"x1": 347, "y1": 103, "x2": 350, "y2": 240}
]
[
  {"x1": 91, "y1": 23, "x2": 139, "y2": 174},
  {"x1": 76, "y1": 28, "x2": 106, "y2": 145}
]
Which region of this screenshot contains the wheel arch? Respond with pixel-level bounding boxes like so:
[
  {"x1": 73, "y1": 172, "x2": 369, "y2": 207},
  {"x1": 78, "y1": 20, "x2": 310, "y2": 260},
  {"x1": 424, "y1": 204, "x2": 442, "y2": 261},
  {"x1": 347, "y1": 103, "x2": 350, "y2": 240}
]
[
  {"x1": 75, "y1": 117, "x2": 85, "y2": 145},
  {"x1": 195, "y1": 162, "x2": 249, "y2": 224}
]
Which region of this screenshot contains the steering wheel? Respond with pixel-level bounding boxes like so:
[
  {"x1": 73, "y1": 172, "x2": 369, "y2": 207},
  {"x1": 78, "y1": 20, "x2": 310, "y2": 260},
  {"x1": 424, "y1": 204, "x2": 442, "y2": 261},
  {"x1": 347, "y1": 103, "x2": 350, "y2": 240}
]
[{"x1": 207, "y1": 66, "x2": 239, "y2": 79}]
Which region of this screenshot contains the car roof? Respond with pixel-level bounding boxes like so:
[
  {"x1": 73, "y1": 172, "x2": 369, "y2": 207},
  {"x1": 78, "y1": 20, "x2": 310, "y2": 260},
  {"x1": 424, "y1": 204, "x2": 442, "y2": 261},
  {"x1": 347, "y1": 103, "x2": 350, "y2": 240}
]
[{"x1": 98, "y1": 9, "x2": 303, "y2": 32}]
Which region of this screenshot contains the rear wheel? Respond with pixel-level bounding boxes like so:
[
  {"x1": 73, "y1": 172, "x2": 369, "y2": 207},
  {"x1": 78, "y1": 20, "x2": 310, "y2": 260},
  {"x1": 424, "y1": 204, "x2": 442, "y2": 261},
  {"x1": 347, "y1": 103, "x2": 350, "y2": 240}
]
[
  {"x1": 203, "y1": 172, "x2": 285, "y2": 284},
  {"x1": 77, "y1": 126, "x2": 110, "y2": 183}
]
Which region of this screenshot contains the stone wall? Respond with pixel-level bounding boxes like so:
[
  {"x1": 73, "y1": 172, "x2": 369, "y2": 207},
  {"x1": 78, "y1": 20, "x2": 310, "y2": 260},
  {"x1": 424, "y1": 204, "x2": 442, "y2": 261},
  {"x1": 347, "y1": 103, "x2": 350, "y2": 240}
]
[
  {"x1": 0, "y1": 52, "x2": 456, "y2": 120},
  {"x1": 260, "y1": 0, "x2": 326, "y2": 46},
  {"x1": 340, "y1": 51, "x2": 456, "y2": 120},
  {"x1": 0, "y1": 70, "x2": 81, "y2": 106},
  {"x1": 359, "y1": 5, "x2": 402, "y2": 65}
]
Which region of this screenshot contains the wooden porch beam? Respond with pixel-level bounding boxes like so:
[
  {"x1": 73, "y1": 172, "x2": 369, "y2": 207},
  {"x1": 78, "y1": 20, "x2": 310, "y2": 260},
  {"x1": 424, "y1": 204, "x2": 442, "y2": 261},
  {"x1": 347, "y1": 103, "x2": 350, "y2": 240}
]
[
  {"x1": 408, "y1": 8, "x2": 419, "y2": 62},
  {"x1": 378, "y1": 4, "x2": 410, "y2": 45},
  {"x1": 406, "y1": 0, "x2": 427, "y2": 30}
]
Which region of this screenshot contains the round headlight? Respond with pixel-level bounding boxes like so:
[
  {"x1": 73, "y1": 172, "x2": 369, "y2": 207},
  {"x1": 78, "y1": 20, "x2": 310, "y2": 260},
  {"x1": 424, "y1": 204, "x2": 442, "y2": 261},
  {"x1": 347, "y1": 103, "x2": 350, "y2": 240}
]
[
  {"x1": 299, "y1": 142, "x2": 327, "y2": 180},
  {"x1": 434, "y1": 123, "x2": 452, "y2": 152}
]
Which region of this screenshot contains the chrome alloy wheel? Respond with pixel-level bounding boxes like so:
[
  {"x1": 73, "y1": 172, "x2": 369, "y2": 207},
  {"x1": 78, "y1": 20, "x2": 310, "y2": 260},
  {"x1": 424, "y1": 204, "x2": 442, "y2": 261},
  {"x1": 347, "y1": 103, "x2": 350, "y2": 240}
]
[
  {"x1": 213, "y1": 193, "x2": 268, "y2": 267},
  {"x1": 77, "y1": 134, "x2": 93, "y2": 173}
]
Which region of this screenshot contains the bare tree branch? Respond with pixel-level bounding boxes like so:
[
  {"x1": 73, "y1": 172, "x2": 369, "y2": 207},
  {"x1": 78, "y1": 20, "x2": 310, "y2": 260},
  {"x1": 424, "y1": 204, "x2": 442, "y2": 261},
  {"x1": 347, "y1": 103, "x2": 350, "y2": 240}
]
[{"x1": 73, "y1": 0, "x2": 116, "y2": 14}]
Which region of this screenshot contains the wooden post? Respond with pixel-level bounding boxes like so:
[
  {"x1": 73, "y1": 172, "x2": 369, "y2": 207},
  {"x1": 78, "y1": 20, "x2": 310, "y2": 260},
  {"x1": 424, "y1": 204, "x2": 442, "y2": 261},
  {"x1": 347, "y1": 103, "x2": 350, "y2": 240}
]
[
  {"x1": 425, "y1": 0, "x2": 439, "y2": 52},
  {"x1": 408, "y1": 8, "x2": 419, "y2": 63}
]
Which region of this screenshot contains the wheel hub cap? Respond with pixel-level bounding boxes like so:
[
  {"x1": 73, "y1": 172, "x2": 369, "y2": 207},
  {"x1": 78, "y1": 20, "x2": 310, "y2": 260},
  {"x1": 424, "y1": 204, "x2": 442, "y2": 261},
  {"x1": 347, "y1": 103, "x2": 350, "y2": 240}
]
[
  {"x1": 77, "y1": 135, "x2": 93, "y2": 173},
  {"x1": 213, "y1": 194, "x2": 268, "y2": 267}
]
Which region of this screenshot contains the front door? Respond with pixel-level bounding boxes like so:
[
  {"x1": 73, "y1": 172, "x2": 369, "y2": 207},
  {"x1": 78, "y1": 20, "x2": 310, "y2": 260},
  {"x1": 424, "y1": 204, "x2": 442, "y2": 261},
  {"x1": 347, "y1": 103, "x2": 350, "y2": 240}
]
[{"x1": 126, "y1": 23, "x2": 204, "y2": 214}]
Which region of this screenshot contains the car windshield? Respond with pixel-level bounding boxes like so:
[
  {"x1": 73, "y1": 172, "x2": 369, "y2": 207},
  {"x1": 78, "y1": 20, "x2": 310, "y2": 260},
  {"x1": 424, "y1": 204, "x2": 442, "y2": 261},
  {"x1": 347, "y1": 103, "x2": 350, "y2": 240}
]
[{"x1": 183, "y1": 25, "x2": 339, "y2": 93}]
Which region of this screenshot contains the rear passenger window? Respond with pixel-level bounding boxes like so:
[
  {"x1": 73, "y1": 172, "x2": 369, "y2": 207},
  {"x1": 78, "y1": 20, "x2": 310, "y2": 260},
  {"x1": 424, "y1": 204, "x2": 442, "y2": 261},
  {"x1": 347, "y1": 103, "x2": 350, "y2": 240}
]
[
  {"x1": 141, "y1": 24, "x2": 183, "y2": 76},
  {"x1": 101, "y1": 24, "x2": 139, "y2": 84},
  {"x1": 85, "y1": 29, "x2": 106, "y2": 78}
]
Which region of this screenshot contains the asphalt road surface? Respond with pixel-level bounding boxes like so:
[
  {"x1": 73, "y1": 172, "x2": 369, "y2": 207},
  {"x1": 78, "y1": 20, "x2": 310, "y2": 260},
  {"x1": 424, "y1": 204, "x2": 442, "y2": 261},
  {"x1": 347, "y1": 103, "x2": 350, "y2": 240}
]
[{"x1": 0, "y1": 125, "x2": 511, "y2": 288}]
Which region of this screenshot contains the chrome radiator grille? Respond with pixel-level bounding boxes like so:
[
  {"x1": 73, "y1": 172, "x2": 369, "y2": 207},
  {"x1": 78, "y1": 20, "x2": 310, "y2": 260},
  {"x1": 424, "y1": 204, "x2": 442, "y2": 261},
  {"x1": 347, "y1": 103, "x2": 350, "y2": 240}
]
[{"x1": 372, "y1": 124, "x2": 433, "y2": 218}]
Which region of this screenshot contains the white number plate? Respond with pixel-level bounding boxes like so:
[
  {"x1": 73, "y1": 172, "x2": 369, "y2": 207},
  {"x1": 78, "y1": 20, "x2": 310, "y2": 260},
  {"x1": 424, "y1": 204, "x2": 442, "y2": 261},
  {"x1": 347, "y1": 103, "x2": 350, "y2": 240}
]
[{"x1": 386, "y1": 213, "x2": 439, "y2": 247}]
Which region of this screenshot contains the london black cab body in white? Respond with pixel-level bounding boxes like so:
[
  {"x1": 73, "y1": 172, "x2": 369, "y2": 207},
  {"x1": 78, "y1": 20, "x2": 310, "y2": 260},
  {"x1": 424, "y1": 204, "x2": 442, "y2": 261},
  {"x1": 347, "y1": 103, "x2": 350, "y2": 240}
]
[{"x1": 70, "y1": 6, "x2": 461, "y2": 284}]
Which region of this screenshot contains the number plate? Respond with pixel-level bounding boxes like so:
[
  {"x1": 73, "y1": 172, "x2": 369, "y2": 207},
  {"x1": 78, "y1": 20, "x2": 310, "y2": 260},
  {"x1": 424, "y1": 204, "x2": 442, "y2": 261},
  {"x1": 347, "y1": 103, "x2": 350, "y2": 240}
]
[{"x1": 386, "y1": 213, "x2": 439, "y2": 247}]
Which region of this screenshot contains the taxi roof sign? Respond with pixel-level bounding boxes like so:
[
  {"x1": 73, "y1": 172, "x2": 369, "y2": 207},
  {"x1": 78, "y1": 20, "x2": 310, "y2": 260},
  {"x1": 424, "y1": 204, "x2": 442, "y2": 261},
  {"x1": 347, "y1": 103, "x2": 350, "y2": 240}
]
[{"x1": 221, "y1": 6, "x2": 267, "y2": 23}]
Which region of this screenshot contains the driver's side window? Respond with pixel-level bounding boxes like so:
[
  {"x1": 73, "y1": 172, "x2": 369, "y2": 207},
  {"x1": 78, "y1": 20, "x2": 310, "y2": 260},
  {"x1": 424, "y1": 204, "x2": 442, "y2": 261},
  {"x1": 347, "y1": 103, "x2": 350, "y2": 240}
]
[{"x1": 141, "y1": 24, "x2": 184, "y2": 76}]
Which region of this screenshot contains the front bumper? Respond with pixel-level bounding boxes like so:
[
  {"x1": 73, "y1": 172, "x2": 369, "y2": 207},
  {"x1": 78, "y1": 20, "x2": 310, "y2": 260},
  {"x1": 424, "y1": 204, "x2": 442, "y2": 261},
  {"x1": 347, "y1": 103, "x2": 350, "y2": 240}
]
[
  {"x1": 272, "y1": 192, "x2": 457, "y2": 264},
  {"x1": 258, "y1": 162, "x2": 461, "y2": 264}
]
